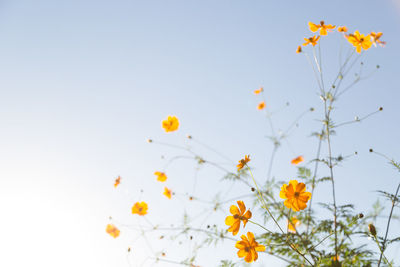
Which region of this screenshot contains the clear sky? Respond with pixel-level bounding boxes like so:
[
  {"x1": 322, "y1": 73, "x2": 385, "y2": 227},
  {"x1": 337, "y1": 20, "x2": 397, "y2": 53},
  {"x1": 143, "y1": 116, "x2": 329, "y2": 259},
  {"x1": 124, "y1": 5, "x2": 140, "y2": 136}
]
[{"x1": 0, "y1": 0, "x2": 399, "y2": 266}]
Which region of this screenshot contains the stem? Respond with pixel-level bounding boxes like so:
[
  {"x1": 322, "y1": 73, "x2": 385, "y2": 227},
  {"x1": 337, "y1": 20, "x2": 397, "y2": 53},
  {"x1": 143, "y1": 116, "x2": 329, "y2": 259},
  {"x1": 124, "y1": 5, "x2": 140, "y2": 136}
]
[{"x1": 377, "y1": 182, "x2": 400, "y2": 267}]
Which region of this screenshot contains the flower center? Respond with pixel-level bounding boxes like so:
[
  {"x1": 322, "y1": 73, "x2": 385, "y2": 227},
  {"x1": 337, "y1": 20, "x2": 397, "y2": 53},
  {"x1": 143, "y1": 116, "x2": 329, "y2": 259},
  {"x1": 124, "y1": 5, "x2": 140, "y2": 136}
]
[
  {"x1": 294, "y1": 192, "x2": 300, "y2": 198},
  {"x1": 244, "y1": 247, "x2": 250, "y2": 252},
  {"x1": 139, "y1": 207, "x2": 143, "y2": 212},
  {"x1": 233, "y1": 214, "x2": 239, "y2": 219}
]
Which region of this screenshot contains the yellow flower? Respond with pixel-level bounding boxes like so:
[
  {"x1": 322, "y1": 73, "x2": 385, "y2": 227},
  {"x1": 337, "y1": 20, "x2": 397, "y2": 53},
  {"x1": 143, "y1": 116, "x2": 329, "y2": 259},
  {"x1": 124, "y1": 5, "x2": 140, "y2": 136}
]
[
  {"x1": 257, "y1": 101, "x2": 266, "y2": 110},
  {"x1": 154, "y1": 171, "x2": 167, "y2": 182},
  {"x1": 106, "y1": 224, "x2": 120, "y2": 238},
  {"x1": 114, "y1": 176, "x2": 121, "y2": 188},
  {"x1": 237, "y1": 155, "x2": 250, "y2": 171},
  {"x1": 337, "y1": 26, "x2": 348, "y2": 33},
  {"x1": 288, "y1": 217, "x2": 300, "y2": 233},
  {"x1": 280, "y1": 180, "x2": 312, "y2": 212},
  {"x1": 254, "y1": 87, "x2": 263, "y2": 95},
  {"x1": 291, "y1": 155, "x2": 304, "y2": 165},
  {"x1": 162, "y1": 116, "x2": 179, "y2": 132},
  {"x1": 163, "y1": 187, "x2": 172, "y2": 199},
  {"x1": 235, "y1": 232, "x2": 266, "y2": 263},
  {"x1": 370, "y1": 32, "x2": 386, "y2": 47},
  {"x1": 303, "y1": 35, "x2": 320, "y2": 46},
  {"x1": 132, "y1": 201, "x2": 148, "y2": 215},
  {"x1": 225, "y1": 200, "x2": 252, "y2": 236},
  {"x1": 347, "y1": 31, "x2": 372, "y2": 53},
  {"x1": 296, "y1": 45, "x2": 302, "y2": 54},
  {"x1": 308, "y1": 21, "x2": 336, "y2": 35}
]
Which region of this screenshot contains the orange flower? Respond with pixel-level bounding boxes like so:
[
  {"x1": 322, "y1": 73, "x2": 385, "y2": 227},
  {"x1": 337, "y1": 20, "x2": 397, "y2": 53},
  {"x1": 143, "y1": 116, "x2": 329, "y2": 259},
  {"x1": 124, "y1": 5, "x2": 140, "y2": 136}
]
[
  {"x1": 162, "y1": 115, "x2": 179, "y2": 132},
  {"x1": 132, "y1": 201, "x2": 148, "y2": 215},
  {"x1": 370, "y1": 32, "x2": 386, "y2": 47},
  {"x1": 154, "y1": 171, "x2": 167, "y2": 182},
  {"x1": 296, "y1": 45, "x2": 302, "y2": 53},
  {"x1": 347, "y1": 31, "x2": 372, "y2": 53},
  {"x1": 257, "y1": 101, "x2": 265, "y2": 110},
  {"x1": 308, "y1": 21, "x2": 336, "y2": 35},
  {"x1": 337, "y1": 26, "x2": 348, "y2": 33},
  {"x1": 114, "y1": 176, "x2": 121, "y2": 188},
  {"x1": 225, "y1": 200, "x2": 252, "y2": 236},
  {"x1": 163, "y1": 187, "x2": 172, "y2": 199},
  {"x1": 288, "y1": 217, "x2": 300, "y2": 233},
  {"x1": 280, "y1": 180, "x2": 312, "y2": 212},
  {"x1": 254, "y1": 87, "x2": 263, "y2": 95},
  {"x1": 106, "y1": 224, "x2": 120, "y2": 238},
  {"x1": 235, "y1": 232, "x2": 266, "y2": 263},
  {"x1": 291, "y1": 156, "x2": 304, "y2": 165},
  {"x1": 237, "y1": 155, "x2": 250, "y2": 171},
  {"x1": 332, "y1": 255, "x2": 340, "y2": 262},
  {"x1": 303, "y1": 35, "x2": 320, "y2": 46}
]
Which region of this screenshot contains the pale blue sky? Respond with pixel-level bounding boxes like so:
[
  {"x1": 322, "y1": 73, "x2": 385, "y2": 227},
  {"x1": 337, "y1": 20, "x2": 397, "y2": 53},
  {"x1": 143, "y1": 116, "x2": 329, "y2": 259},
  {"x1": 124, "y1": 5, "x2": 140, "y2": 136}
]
[{"x1": 0, "y1": 0, "x2": 399, "y2": 266}]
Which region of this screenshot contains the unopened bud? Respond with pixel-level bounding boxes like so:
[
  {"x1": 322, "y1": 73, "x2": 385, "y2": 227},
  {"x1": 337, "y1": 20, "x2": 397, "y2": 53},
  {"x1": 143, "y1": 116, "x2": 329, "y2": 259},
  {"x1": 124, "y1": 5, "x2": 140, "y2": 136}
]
[
  {"x1": 368, "y1": 223, "x2": 377, "y2": 236},
  {"x1": 358, "y1": 213, "x2": 364, "y2": 218}
]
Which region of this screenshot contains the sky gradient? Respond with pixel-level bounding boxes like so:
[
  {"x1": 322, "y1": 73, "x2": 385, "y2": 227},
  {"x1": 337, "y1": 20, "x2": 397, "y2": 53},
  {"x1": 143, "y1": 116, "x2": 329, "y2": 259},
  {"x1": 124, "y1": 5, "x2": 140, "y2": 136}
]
[{"x1": 1, "y1": 0, "x2": 400, "y2": 266}]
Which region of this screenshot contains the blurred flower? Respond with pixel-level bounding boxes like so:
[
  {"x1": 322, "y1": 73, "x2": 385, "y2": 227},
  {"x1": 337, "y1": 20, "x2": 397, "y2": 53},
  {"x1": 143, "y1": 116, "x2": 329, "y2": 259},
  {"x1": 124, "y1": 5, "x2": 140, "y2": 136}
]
[
  {"x1": 370, "y1": 32, "x2": 386, "y2": 47},
  {"x1": 106, "y1": 224, "x2": 120, "y2": 238},
  {"x1": 114, "y1": 176, "x2": 121, "y2": 188},
  {"x1": 296, "y1": 45, "x2": 302, "y2": 53},
  {"x1": 225, "y1": 200, "x2": 252, "y2": 236},
  {"x1": 337, "y1": 26, "x2": 348, "y2": 32},
  {"x1": 257, "y1": 101, "x2": 266, "y2": 110},
  {"x1": 288, "y1": 217, "x2": 300, "y2": 233},
  {"x1": 163, "y1": 187, "x2": 172, "y2": 199},
  {"x1": 237, "y1": 155, "x2": 250, "y2": 171},
  {"x1": 347, "y1": 31, "x2": 372, "y2": 53},
  {"x1": 291, "y1": 156, "x2": 304, "y2": 165},
  {"x1": 309, "y1": 21, "x2": 335, "y2": 35},
  {"x1": 154, "y1": 171, "x2": 167, "y2": 182},
  {"x1": 162, "y1": 116, "x2": 179, "y2": 132},
  {"x1": 132, "y1": 201, "x2": 148, "y2": 215},
  {"x1": 280, "y1": 180, "x2": 312, "y2": 212},
  {"x1": 303, "y1": 35, "x2": 320, "y2": 46},
  {"x1": 235, "y1": 232, "x2": 266, "y2": 263},
  {"x1": 254, "y1": 87, "x2": 263, "y2": 95}
]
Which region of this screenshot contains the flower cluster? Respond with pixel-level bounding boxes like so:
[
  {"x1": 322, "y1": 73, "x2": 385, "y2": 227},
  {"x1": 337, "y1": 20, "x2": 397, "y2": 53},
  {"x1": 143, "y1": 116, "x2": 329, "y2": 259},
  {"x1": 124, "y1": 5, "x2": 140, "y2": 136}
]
[
  {"x1": 225, "y1": 200, "x2": 265, "y2": 263},
  {"x1": 298, "y1": 20, "x2": 385, "y2": 54}
]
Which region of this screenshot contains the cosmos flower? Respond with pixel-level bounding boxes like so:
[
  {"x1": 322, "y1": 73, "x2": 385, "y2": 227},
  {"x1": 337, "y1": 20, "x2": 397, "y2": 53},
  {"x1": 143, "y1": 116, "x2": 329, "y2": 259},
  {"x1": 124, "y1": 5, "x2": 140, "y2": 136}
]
[
  {"x1": 309, "y1": 21, "x2": 336, "y2": 35},
  {"x1": 235, "y1": 232, "x2": 266, "y2": 263},
  {"x1": 225, "y1": 200, "x2": 252, "y2": 236},
  {"x1": 254, "y1": 87, "x2": 263, "y2": 95},
  {"x1": 337, "y1": 26, "x2": 348, "y2": 33},
  {"x1": 154, "y1": 171, "x2": 167, "y2": 182},
  {"x1": 296, "y1": 45, "x2": 302, "y2": 53},
  {"x1": 132, "y1": 201, "x2": 148, "y2": 215},
  {"x1": 114, "y1": 176, "x2": 121, "y2": 188},
  {"x1": 347, "y1": 31, "x2": 372, "y2": 53},
  {"x1": 162, "y1": 116, "x2": 179, "y2": 132},
  {"x1": 106, "y1": 224, "x2": 120, "y2": 238},
  {"x1": 163, "y1": 187, "x2": 172, "y2": 199},
  {"x1": 280, "y1": 180, "x2": 312, "y2": 212},
  {"x1": 237, "y1": 155, "x2": 250, "y2": 171},
  {"x1": 370, "y1": 32, "x2": 386, "y2": 47},
  {"x1": 288, "y1": 217, "x2": 300, "y2": 233},
  {"x1": 257, "y1": 101, "x2": 266, "y2": 110},
  {"x1": 303, "y1": 35, "x2": 320, "y2": 46},
  {"x1": 291, "y1": 156, "x2": 304, "y2": 165}
]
